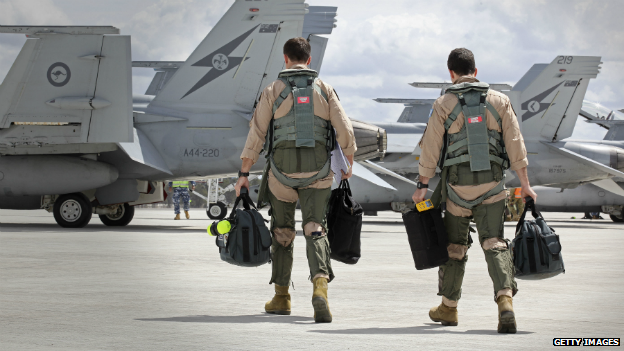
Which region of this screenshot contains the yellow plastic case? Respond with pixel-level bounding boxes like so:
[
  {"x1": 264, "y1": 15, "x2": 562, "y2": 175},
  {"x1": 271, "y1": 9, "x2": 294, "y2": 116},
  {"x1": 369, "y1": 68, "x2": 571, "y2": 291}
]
[{"x1": 416, "y1": 199, "x2": 434, "y2": 212}]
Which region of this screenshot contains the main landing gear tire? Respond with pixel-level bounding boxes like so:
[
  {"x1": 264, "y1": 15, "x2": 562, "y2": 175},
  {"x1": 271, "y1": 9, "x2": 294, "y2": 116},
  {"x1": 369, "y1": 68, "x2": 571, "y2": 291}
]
[
  {"x1": 610, "y1": 214, "x2": 624, "y2": 223},
  {"x1": 53, "y1": 193, "x2": 92, "y2": 228},
  {"x1": 207, "y1": 202, "x2": 227, "y2": 220},
  {"x1": 100, "y1": 203, "x2": 135, "y2": 226}
]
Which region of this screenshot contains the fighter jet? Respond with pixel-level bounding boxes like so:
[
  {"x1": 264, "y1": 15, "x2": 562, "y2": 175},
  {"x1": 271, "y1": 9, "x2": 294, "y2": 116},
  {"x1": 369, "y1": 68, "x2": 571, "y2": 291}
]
[
  {"x1": 0, "y1": 1, "x2": 387, "y2": 228},
  {"x1": 347, "y1": 55, "x2": 624, "y2": 218},
  {"x1": 533, "y1": 105, "x2": 624, "y2": 222}
]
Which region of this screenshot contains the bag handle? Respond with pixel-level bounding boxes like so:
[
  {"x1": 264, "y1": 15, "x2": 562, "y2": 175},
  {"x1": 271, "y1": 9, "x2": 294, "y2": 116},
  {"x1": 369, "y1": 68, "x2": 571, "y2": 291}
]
[
  {"x1": 515, "y1": 197, "x2": 542, "y2": 234},
  {"x1": 339, "y1": 179, "x2": 352, "y2": 196},
  {"x1": 229, "y1": 187, "x2": 258, "y2": 218}
]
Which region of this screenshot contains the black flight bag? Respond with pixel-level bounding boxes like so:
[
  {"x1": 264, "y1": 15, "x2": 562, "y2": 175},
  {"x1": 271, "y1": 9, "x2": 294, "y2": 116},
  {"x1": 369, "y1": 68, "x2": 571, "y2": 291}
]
[
  {"x1": 402, "y1": 206, "x2": 449, "y2": 270},
  {"x1": 511, "y1": 198, "x2": 565, "y2": 280},
  {"x1": 216, "y1": 188, "x2": 272, "y2": 267},
  {"x1": 326, "y1": 180, "x2": 363, "y2": 265}
]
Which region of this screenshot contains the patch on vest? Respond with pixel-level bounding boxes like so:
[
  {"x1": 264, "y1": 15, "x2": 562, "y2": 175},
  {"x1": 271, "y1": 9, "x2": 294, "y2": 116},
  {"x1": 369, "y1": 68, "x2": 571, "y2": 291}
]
[
  {"x1": 468, "y1": 116, "x2": 483, "y2": 123},
  {"x1": 297, "y1": 96, "x2": 310, "y2": 104}
]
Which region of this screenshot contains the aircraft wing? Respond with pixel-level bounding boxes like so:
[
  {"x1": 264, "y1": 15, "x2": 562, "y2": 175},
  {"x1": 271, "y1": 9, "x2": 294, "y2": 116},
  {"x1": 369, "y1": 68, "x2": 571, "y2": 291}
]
[
  {"x1": 118, "y1": 128, "x2": 172, "y2": 175},
  {"x1": 351, "y1": 162, "x2": 396, "y2": 190},
  {"x1": 542, "y1": 141, "x2": 624, "y2": 179},
  {"x1": 360, "y1": 160, "x2": 418, "y2": 186},
  {"x1": 591, "y1": 178, "x2": 624, "y2": 197},
  {"x1": 409, "y1": 82, "x2": 512, "y2": 91},
  {"x1": 373, "y1": 98, "x2": 436, "y2": 105}
]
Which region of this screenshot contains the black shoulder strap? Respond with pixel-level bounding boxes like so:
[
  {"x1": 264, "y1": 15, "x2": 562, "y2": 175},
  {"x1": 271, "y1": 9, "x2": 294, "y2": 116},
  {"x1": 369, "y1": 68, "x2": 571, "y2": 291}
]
[{"x1": 272, "y1": 78, "x2": 292, "y2": 115}]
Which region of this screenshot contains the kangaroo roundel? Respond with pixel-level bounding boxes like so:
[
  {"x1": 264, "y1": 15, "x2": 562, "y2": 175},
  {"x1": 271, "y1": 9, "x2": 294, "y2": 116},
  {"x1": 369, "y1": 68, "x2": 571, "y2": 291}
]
[
  {"x1": 212, "y1": 54, "x2": 229, "y2": 70},
  {"x1": 528, "y1": 100, "x2": 540, "y2": 113},
  {"x1": 47, "y1": 62, "x2": 71, "y2": 87}
]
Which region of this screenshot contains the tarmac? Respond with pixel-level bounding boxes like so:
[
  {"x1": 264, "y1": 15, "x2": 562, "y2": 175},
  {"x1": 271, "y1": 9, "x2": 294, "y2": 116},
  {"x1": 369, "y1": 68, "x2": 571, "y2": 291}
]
[{"x1": 1, "y1": 208, "x2": 622, "y2": 350}]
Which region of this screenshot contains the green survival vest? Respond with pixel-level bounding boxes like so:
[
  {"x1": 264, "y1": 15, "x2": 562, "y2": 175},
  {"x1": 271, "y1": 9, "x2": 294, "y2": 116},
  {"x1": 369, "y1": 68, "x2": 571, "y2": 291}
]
[
  {"x1": 172, "y1": 181, "x2": 190, "y2": 188},
  {"x1": 438, "y1": 82, "x2": 510, "y2": 210},
  {"x1": 262, "y1": 69, "x2": 335, "y2": 189}
]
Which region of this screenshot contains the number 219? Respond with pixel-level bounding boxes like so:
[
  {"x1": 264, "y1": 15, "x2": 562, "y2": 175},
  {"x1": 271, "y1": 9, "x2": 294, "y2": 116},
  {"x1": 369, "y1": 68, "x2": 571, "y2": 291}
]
[{"x1": 557, "y1": 56, "x2": 573, "y2": 64}]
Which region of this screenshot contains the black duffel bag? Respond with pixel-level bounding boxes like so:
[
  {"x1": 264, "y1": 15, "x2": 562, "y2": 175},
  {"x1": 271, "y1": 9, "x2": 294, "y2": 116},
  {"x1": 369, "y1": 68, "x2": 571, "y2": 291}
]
[
  {"x1": 511, "y1": 197, "x2": 565, "y2": 280},
  {"x1": 215, "y1": 188, "x2": 272, "y2": 267},
  {"x1": 326, "y1": 180, "x2": 363, "y2": 265},
  {"x1": 402, "y1": 206, "x2": 449, "y2": 270}
]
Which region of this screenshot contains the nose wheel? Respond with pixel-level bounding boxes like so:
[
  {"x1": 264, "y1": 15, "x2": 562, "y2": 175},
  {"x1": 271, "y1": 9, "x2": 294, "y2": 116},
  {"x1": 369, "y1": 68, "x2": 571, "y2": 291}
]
[{"x1": 53, "y1": 193, "x2": 92, "y2": 228}]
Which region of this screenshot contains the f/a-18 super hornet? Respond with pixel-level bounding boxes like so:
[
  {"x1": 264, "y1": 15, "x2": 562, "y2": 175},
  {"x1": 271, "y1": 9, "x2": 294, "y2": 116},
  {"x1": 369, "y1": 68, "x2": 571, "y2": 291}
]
[
  {"x1": 530, "y1": 103, "x2": 624, "y2": 222},
  {"x1": 0, "y1": 0, "x2": 387, "y2": 228},
  {"x1": 346, "y1": 55, "x2": 624, "y2": 218}
]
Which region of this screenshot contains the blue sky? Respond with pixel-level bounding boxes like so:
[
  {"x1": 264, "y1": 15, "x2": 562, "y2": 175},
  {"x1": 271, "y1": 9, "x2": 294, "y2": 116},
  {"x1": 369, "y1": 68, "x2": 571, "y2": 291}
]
[{"x1": 1, "y1": 0, "x2": 621, "y2": 139}]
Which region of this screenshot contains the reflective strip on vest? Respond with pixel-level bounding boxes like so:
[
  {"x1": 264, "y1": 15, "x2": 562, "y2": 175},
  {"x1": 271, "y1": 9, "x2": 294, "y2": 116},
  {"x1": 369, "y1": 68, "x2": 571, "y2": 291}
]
[{"x1": 172, "y1": 181, "x2": 189, "y2": 188}]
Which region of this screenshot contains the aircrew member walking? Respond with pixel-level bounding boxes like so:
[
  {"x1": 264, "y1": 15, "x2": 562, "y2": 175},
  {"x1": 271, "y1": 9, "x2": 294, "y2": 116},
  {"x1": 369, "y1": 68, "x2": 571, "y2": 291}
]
[
  {"x1": 235, "y1": 37, "x2": 356, "y2": 323},
  {"x1": 168, "y1": 180, "x2": 195, "y2": 220},
  {"x1": 412, "y1": 48, "x2": 537, "y2": 333}
]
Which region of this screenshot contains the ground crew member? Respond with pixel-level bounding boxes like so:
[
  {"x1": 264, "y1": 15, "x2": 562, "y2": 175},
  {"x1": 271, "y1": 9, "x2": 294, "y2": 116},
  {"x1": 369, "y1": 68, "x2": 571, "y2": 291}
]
[
  {"x1": 412, "y1": 48, "x2": 537, "y2": 333},
  {"x1": 167, "y1": 180, "x2": 195, "y2": 220},
  {"x1": 235, "y1": 37, "x2": 356, "y2": 323}
]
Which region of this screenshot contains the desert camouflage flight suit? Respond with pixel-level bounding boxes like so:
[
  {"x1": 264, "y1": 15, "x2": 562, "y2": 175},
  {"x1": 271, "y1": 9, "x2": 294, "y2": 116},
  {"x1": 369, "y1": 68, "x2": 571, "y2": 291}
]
[
  {"x1": 241, "y1": 64, "x2": 356, "y2": 287},
  {"x1": 418, "y1": 76, "x2": 529, "y2": 306}
]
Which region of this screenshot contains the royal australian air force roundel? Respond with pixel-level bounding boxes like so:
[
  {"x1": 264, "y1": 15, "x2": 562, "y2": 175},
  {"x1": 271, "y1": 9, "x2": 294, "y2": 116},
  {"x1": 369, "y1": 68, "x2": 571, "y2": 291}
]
[{"x1": 47, "y1": 62, "x2": 71, "y2": 87}]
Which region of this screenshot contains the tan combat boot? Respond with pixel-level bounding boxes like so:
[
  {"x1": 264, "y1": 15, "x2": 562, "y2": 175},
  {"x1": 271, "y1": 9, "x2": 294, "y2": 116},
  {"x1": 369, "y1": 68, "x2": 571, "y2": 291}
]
[
  {"x1": 312, "y1": 277, "x2": 332, "y2": 323},
  {"x1": 185, "y1": 210, "x2": 190, "y2": 219},
  {"x1": 174, "y1": 213, "x2": 180, "y2": 220},
  {"x1": 265, "y1": 285, "x2": 291, "y2": 315},
  {"x1": 429, "y1": 302, "x2": 458, "y2": 326},
  {"x1": 497, "y1": 295, "x2": 517, "y2": 333}
]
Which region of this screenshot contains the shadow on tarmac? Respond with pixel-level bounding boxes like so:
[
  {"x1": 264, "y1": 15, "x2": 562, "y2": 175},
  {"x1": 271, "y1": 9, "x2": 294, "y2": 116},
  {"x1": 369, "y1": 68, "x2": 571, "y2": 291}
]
[
  {"x1": 362, "y1": 221, "x2": 403, "y2": 226},
  {"x1": 0, "y1": 223, "x2": 201, "y2": 233},
  {"x1": 308, "y1": 323, "x2": 534, "y2": 335},
  {"x1": 136, "y1": 314, "x2": 314, "y2": 324}
]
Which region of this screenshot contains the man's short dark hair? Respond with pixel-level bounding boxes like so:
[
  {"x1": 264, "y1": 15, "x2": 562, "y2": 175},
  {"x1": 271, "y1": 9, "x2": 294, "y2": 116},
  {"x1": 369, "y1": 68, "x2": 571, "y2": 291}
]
[
  {"x1": 283, "y1": 37, "x2": 311, "y2": 63},
  {"x1": 447, "y1": 48, "x2": 475, "y2": 76}
]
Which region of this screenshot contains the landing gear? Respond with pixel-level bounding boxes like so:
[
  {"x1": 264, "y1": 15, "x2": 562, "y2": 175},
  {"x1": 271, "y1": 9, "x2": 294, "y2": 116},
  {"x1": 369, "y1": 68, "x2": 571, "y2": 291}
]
[
  {"x1": 53, "y1": 193, "x2": 92, "y2": 228},
  {"x1": 610, "y1": 214, "x2": 623, "y2": 223},
  {"x1": 207, "y1": 202, "x2": 227, "y2": 220},
  {"x1": 99, "y1": 203, "x2": 135, "y2": 226}
]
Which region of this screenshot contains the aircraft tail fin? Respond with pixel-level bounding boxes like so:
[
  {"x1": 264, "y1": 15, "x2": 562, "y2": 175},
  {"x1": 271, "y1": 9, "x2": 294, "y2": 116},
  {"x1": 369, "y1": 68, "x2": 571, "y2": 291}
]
[
  {"x1": 146, "y1": 1, "x2": 337, "y2": 113},
  {"x1": 510, "y1": 56, "x2": 601, "y2": 142},
  {"x1": 373, "y1": 99, "x2": 436, "y2": 123},
  {"x1": 601, "y1": 121, "x2": 624, "y2": 141},
  {"x1": 0, "y1": 26, "x2": 133, "y2": 151}
]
